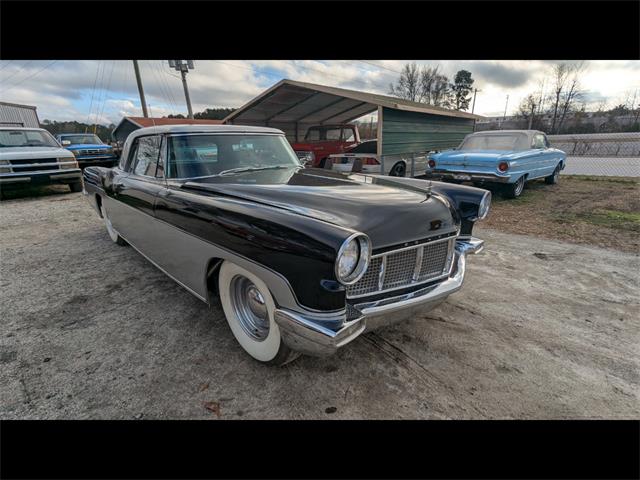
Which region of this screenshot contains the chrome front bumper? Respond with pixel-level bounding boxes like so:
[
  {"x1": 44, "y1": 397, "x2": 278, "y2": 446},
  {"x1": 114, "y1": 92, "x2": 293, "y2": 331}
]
[{"x1": 274, "y1": 237, "x2": 484, "y2": 356}]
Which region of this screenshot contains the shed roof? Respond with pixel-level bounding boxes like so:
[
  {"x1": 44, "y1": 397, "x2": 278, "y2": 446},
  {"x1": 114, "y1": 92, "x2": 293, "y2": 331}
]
[{"x1": 224, "y1": 79, "x2": 483, "y2": 126}]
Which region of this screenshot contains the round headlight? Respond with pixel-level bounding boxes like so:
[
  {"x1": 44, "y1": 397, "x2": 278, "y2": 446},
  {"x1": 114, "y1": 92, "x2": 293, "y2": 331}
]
[
  {"x1": 335, "y1": 234, "x2": 371, "y2": 285},
  {"x1": 477, "y1": 191, "x2": 491, "y2": 220}
]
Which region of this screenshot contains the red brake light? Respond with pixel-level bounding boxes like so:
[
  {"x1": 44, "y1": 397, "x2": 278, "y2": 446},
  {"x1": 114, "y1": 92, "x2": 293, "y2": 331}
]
[
  {"x1": 363, "y1": 157, "x2": 380, "y2": 165},
  {"x1": 428, "y1": 159, "x2": 436, "y2": 168},
  {"x1": 498, "y1": 161, "x2": 509, "y2": 172}
]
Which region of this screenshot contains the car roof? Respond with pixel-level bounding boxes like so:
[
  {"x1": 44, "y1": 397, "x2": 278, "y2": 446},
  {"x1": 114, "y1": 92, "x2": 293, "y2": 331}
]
[
  {"x1": 470, "y1": 130, "x2": 545, "y2": 135},
  {"x1": 129, "y1": 124, "x2": 284, "y2": 138}
]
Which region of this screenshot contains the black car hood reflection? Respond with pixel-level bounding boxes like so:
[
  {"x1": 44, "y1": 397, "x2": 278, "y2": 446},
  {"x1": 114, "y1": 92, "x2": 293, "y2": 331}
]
[{"x1": 179, "y1": 167, "x2": 457, "y2": 247}]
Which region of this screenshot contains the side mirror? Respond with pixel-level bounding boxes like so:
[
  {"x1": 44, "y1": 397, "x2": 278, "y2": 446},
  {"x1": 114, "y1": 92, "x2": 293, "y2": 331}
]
[{"x1": 61, "y1": 140, "x2": 71, "y2": 146}]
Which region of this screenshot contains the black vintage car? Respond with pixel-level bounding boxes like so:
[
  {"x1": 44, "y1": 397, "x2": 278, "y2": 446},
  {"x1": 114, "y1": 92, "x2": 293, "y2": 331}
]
[{"x1": 83, "y1": 125, "x2": 491, "y2": 365}]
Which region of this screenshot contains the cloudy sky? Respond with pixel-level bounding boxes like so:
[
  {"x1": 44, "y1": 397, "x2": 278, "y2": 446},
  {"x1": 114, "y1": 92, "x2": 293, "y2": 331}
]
[{"x1": 0, "y1": 60, "x2": 638, "y2": 125}]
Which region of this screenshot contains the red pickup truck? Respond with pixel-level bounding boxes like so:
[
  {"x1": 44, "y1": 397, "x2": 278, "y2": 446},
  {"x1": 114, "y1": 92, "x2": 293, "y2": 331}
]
[{"x1": 291, "y1": 124, "x2": 361, "y2": 168}]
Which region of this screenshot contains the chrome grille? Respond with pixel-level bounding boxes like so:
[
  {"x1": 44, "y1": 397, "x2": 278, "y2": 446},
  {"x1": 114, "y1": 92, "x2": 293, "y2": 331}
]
[
  {"x1": 346, "y1": 236, "x2": 455, "y2": 299},
  {"x1": 9, "y1": 158, "x2": 59, "y2": 172}
]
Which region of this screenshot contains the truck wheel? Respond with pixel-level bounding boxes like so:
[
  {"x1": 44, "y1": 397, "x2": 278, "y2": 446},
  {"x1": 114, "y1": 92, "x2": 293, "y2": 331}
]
[
  {"x1": 69, "y1": 182, "x2": 83, "y2": 193},
  {"x1": 545, "y1": 164, "x2": 561, "y2": 185},
  {"x1": 389, "y1": 162, "x2": 406, "y2": 177},
  {"x1": 503, "y1": 175, "x2": 525, "y2": 199},
  {"x1": 218, "y1": 261, "x2": 300, "y2": 366},
  {"x1": 100, "y1": 202, "x2": 127, "y2": 246}
]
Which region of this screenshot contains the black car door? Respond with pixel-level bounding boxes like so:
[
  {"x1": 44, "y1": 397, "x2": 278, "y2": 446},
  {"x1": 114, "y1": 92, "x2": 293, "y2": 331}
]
[{"x1": 107, "y1": 134, "x2": 166, "y2": 254}]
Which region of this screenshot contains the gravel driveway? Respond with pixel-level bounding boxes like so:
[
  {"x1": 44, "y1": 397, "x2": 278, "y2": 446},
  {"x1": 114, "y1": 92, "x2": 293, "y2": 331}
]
[{"x1": 1, "y1": 191, "x2": 638, "y2": 419}]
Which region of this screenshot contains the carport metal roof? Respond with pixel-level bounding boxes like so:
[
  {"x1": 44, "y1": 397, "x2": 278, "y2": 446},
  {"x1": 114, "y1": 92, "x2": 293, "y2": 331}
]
[{"x1": 223, "y1": 79, "x2": 482, "y2": 126}]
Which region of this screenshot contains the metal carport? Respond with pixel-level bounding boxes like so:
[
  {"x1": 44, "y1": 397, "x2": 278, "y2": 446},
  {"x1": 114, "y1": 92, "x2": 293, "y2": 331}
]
[{"x1": 223, "y1": 79, "x2": 483, "y2": 157}]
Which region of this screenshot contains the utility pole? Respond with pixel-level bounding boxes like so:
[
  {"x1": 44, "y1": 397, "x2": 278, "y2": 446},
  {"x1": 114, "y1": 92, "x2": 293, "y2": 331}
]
[
  {"x1": 169, "y1": 60, "x2": 195, "y2": 119},
  {"x1": 132, "y1": 60, "x2": 149, "y2": 118},
  {"x1": 500, "y1": 94, "x2": 509, "y2": 129},
  {"x1": 471, "y1": 88, "x2": 481, "y2": 132},
  {"x1": 471, "y1": 88, "x2": 481, "y2": 114}
]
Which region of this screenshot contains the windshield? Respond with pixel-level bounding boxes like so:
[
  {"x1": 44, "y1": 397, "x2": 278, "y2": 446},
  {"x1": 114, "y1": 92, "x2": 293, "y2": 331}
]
[
  {"x1": 459, "y1": 133, "x2": 529, "y2": 151},
  {"x1": 167, "y1": 134, "x2": 301, "y2": 179},
  {"x1": 60, "y1": 134, "x2": 103, "y2": 145},
  {"x1": 0, "y1": 130, "x2": 60, "y2": 148}
]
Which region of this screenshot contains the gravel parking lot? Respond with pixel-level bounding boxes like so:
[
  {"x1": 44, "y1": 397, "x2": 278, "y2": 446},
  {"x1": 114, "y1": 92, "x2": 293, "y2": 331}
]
[{"x1": 1, "y1": 190, "x2": 639, "y2": 419}]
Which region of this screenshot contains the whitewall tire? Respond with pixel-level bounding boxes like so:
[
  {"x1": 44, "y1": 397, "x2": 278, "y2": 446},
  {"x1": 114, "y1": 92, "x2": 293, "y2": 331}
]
[{"x1": 218, "y1": 260, "x2": 299, "y2": 365}]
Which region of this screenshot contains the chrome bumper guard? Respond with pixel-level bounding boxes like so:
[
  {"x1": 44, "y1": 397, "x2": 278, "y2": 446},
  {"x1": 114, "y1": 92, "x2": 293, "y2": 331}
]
[{"x1": 274, "y1": 237, "x2": 484, "y2": 357}]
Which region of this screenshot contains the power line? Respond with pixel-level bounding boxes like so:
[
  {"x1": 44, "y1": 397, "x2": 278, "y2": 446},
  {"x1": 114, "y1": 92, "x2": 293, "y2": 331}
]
[
  {"x1": 0, "y1": 60, "x2": 58, "y2": 93},
  {"x1": 0, "y1": 60, "x2": 34, "y2": 85},
  {"x1": 85, "y1": 61, "x2": 102, "y2": 126}
]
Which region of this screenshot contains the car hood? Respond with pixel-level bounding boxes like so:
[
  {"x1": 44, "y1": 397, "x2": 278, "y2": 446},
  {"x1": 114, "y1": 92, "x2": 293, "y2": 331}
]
[
  {"x1": 0, "y1": 146, "x2": 74, "y2": 159},
  {"x1": 180, "y1": 167, "x2": 457, "y2": 248}
]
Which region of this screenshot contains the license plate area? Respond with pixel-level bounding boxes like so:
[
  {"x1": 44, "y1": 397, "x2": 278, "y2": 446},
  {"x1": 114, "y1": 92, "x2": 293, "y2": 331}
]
[{"x1": 453, "y1": 174, "x2": 471, "y2": 180}]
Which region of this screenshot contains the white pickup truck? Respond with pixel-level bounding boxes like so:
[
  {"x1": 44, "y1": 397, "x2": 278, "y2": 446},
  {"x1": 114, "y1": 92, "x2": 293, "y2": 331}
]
[
  {"x1": 329, "y1": 139, "x2": 430, "y2": 177},
  {"x1": 0, "y1": 127, "x2": 82, "y2": 195}
]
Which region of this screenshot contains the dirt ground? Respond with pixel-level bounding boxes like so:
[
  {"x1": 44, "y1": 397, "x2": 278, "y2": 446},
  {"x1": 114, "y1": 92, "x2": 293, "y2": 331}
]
[
  {"x1": 482, "y1": 176, "x2": 640, "y2": 253},
  {"x1": 0, "y1": 187, "x2": 638, "y2": 419}
]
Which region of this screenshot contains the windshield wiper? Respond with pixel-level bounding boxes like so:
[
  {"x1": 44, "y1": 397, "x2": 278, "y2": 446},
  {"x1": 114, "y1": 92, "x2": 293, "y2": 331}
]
[{"x1": 217, "y1": 165, "x2": 297, "y2": 177}]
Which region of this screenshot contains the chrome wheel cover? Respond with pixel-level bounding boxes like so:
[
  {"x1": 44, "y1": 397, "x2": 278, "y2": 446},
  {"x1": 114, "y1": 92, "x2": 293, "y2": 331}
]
[
  {"x1": 515, "y1": 176, "x2": 525, "y2": 196},
  {"x1": 229, "y1": 275, "x2": 270, "y2": 341}
]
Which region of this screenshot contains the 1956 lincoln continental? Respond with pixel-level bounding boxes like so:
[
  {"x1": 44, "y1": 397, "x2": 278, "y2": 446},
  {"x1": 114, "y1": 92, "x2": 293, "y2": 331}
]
[{"x1": 83, "y1": 125, "x2": 491, "y2": 365}]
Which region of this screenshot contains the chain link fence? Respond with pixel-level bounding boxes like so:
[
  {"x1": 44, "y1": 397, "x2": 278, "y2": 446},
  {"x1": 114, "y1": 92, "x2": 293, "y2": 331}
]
[{"x1": 547, "y1": 132, "x2": 640, "y2": 157}]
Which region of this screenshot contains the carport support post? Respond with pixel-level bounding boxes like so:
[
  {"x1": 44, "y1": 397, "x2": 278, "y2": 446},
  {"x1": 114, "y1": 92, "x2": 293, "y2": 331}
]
[{"x1": 376, "y1": 106, "x2": 384, "y2": 174}]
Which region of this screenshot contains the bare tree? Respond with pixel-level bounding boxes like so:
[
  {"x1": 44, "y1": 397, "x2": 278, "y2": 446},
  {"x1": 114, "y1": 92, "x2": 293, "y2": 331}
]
[
  {"x1": 518, "y1": 94, "x2": 538, "y2": 129},
  {"x1": 549, "y1": 63, "x2": 570, "y2": 133},
  {"x1": 420, "y1": 66, "x2": 440, "y2": 105},
  {"x1": 557, "y1": 62, "x2": 586, "y2": 133},
  {"x1": 389, "y1": 63, "x2": 422, "y2": 102}
]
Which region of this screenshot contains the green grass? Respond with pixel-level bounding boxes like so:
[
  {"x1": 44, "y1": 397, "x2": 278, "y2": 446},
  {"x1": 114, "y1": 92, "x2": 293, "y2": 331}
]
[{"x1": 554, "y1": 209, "x2": 640, "y2": 232}]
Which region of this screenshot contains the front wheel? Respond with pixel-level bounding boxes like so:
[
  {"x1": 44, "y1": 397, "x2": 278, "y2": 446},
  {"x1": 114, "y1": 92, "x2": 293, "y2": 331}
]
[
  {"x1": 545, "y1": 164, "x2": 561, "y2": 185},
  {"x1": 218, "y1": 261, "x2": 300, "y2": 366},
  {"x1": 503, "y1": 175, "x2": 526, "y2": 199},
  {"x1": 389, "y1": 162, "x2": 406, "y2": 177}
]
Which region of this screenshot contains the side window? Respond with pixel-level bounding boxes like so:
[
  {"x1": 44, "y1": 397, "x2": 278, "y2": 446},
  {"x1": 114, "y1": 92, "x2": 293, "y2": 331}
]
[
  {"x1": 532, "y1": 134, "x2": 546, "y2": 149},
  {"x1": 132, "y1": 136, "x2": 161, "y2": 177},
  {"x1": 342, "y1": 128, "x2": 355, "y2": 142},
  {"x1": 326, "y1": 128, "x2": 341, "y2": 140},
  {"x1": 305, "y1": 128, "x2": 320, "y2": 141}
]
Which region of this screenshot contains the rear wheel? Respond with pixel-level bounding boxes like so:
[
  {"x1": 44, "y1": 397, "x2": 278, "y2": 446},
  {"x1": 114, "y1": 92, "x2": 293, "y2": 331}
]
[
  {"x1": 100, "y1": 201, "x2": 127, "y2": 246},
  {"x1": 218, "y1": 261, "x2": 300, "y2": 366},
  {"x1": 69, "y1": 181, "x2": 83, "y2": 193},
  {"x1": 503, "y1": 175, "x2": 526, "y2": 199},
  {"x1": 389, "y1": 162, "x2": 406, "y2": 177},
  {"x1": 545, "y1": 164, "x2": 561, "y2": 185}
]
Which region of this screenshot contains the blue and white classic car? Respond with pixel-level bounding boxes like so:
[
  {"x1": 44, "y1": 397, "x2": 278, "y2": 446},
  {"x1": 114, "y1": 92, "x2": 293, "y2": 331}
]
[{"x1": 428, "y1": 130, "x2": 566, "y2": 198}]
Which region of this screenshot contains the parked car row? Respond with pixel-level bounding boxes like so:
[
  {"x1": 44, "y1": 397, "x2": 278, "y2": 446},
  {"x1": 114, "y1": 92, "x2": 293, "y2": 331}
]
[
  {"x1": 324, "y1": 129, "x2": 567, "y2": 199},
  {"x1": 0, "y1": 127, "x2": 118, "y2": 196}
]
